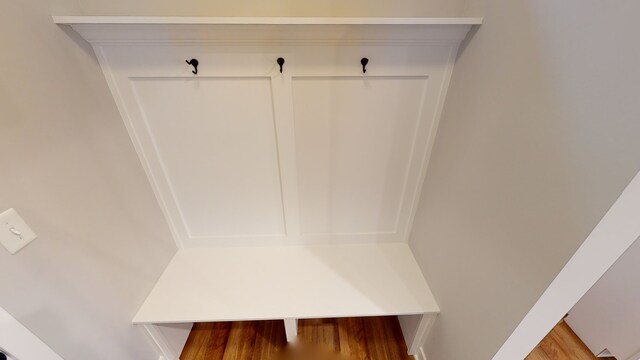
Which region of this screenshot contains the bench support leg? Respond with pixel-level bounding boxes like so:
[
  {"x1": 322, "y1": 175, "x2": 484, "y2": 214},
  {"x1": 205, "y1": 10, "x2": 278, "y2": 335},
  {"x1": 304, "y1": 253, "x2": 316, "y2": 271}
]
[
  {"x1": 284, "y1": 318, "x2": 298, "y2": 343},
  {"x1": 407, "y1": 314, "x2": 437, "y2": 357},
  {"x1": 142, "y1": 324, "x2": 178, "y2": 360}
]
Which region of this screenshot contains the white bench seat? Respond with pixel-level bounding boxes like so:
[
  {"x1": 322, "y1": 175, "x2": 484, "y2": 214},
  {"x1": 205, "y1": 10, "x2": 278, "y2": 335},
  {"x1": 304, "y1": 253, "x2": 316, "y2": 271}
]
[
  {"x1": 133, "y1": 243, "x2": 438, "y2": 324},
  {"x1": 133, "y1": 243, "x2": 439, "y2": 357}
]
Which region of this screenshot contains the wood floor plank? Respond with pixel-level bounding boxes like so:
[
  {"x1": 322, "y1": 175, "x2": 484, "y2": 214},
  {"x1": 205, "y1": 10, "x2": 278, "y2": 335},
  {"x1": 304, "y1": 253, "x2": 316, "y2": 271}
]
[
  {"x1": 386, "y1": 316, "x2": 412, "y2": 359},
  {"x1": 526, "y1": 320, "x2": 609, "y2": 360},
  {"x1": 179, "y1": 323, "x2": 207, "y2": 360},
  {"x1": 297, "y1": 318, "x2": 340, "y2": 352},
  {"x1": 181, "y1": 322, "x2": 231, "y2": 360},
  {"x1": 251, "y1": 320, "x2": 287, "y2": 360},
  {"x1": 362, "y1": 317, "x2": 411, "y2": 360},
  {"x1": 525, "y1": 347, "x2": 552, "y2": 360},
  {"x1": 297, "y1": 318, "x2": 315, "y2": 344},
  {"x1": 182, "y1": 317, "x2": 612, "y2": 360},
  {"x1": 549, "y1": 322, "x2": 598, "y2": 360},
  {"x1": 319, "y1": 319, "x2": 340, "y2": 353},
  {"x1": 222, "y1": 321, "x2": 259, "y2": 360},
  {"x1": 337, "y1": 317, "x2": 369, "y2": 360},
  {"x1": 539, "y1": 335, "x2": 570, "y2": 360},
  {"x1": 182, "y1": 317, "x2": 413, "y2": 360},
  {"x1": 362, "y1": 317, "x2": 389, "y2": 360}
]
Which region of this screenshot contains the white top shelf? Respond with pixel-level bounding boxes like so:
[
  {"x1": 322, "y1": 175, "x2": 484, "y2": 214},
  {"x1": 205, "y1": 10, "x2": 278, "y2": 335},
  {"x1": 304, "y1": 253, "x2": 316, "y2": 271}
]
[
  {"x1": 53, "y1": 16, "x2": 483, "y2": 26},
  {"x1": 133, "y1": 243, "x2": 439, "y2": 324},
  {"x1": 54, "y1": 16, "x2": 481, "y2": 44}
]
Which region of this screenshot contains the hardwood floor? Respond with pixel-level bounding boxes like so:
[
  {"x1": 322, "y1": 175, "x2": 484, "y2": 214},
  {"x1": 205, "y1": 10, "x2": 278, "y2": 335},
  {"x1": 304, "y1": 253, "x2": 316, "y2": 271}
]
[
  {"x1": 525, "y1": 320, "x2": 614, "y2": 360},
  {"x1": 298, "y1": 317, "x2": 412, "y2": 360},
  {"x1": 180, "y1": 316, "x2": 413, "y2": 360}
]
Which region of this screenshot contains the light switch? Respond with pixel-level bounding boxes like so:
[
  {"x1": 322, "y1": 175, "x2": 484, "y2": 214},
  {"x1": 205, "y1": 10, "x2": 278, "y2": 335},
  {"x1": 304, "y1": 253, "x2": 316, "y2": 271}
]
[{"x1": 0, "y1": 208, "x2": 37, "y2": 254}]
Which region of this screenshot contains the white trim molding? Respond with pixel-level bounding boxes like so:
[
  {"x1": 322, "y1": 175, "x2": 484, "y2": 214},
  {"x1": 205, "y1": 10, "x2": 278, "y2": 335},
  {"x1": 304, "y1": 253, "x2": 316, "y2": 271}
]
[
  {"x1": 53, "y1": 16, "x2": 480, "y2": 45},
  {"x1": 52, "y1": 16, "x2": 483, "y2": 26},
  {"x1": 0, "y1": 306, "x2": 64, "y2": 360},
  {"x1": 627, "y1": 349, "x2": 640, "y2": 360},
  {"x1": 493, "y1": 169, "x2": 640, "y2": 359}
]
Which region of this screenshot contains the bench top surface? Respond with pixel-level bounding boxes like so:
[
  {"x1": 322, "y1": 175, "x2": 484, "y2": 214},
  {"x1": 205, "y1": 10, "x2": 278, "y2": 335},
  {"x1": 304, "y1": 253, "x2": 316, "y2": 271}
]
[
  {"x1": 133, "y1": 243, "x2": 439, "y2": 324},
  {"x1": 53, "y1": 16, "x2": 483, "y2": 26}
]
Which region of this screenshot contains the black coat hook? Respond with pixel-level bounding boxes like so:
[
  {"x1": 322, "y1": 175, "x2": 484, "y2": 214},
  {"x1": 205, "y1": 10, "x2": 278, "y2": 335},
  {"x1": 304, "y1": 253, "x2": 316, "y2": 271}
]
[
  {"x1": 277, "y1": 57, "x2": 285, "y2": 73},
  {"x1": 185, "y1": 59, "x2": 199, "y2": 75},
  {"x1": 361, "y1": 58, "x2": 369, "y2": 74}
]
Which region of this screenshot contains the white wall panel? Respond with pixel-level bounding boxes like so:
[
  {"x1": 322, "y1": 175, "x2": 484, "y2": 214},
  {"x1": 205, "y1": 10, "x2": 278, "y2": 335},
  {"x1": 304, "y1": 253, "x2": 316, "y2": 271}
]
[
  {"x1": 293, "y1": 76, "x2": 429, "y2": 236},
  {"x1": 132, "y1": 77, "x2": 285, "y2": 239},
  {"x1": 95, "y1": 43, "x2": 456, "y2": 246},
  {"x1": 74, "y1": 23, "x2": 469, "y2": 247}
]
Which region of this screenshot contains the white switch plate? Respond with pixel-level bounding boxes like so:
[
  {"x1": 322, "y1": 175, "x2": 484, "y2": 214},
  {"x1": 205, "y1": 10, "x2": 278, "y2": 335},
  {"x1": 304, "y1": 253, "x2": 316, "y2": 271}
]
[{"x1": 0, "y1": 208, "x2": 37, "y2": 254}]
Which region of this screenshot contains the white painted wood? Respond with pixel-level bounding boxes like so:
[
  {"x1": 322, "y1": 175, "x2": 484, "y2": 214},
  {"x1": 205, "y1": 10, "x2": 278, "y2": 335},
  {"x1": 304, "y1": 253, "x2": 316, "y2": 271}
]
[
  {"x1": 492, "y1": 170, "x2": 640, "y2": 360},
  {"x1": 59, "y1": 19, "x2": 473, "y2": 249},
  {"x1": 53, "y1": 17, "x2": 479, "y2": 45},
  {"x1": 53, "y1": 16, "x2": 483, "y2": 26},
  {"x1": 292, "y1": 76, "x2": 428, "y2": 238},
  {"x1": 419, "y1": 347, "x2": 428, "y2": 360},
  {"x1": 400, "y1": 314, "x2": 437, "y2": 356},
  {"x1": 132, "y1": 77, "x2": 285, "y2": 240},
  {"x1": 143, "y1": 324, "x2": 179, "y2": 360},
  {"x1": 77, "y1": 29, "x2": 461, "y2": 247},
  {"x1": 284, "y1": 319, "x2": 298, "y2": 343},
  {"x1": 93, "y1": 44, "x2": 297, "y2": 247},
  {"x1": 0, "y1": 306, "x2": 63, "y2": 360},
  {"x1": 411, "y1": 346, "x2": 428, "y2": 360},
  {"x1": 402, "y1": 44, "x2": 460, "y2": 241},
  {"x1": 398, "y1": 315, "x2": 421, "y2": 355},
  {"x1": 133, "y1": 243, "x2": 439, "y2": 324},
  {"x1": 415, "y1": 315, "x2": 437, "y2": 355},
  {"x1": 270, "y1": 72, "x2": 302, "y2": 240},
  {"x1": 154, "y1": 323, "x2": 193, "y2": 360},
  {"x1": 566, "y1": 236, "x2": 640, "y2": 360}
]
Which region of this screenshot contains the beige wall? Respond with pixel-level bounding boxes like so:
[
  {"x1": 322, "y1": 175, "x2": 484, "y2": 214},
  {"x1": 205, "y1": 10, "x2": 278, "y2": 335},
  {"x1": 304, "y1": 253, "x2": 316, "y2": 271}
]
[
  {"x1": 0, "y1": 0, "x2": 176, "y2": 359},
  {"x1": 409, "y1": 1, "x2": 640, "y2": 359}
]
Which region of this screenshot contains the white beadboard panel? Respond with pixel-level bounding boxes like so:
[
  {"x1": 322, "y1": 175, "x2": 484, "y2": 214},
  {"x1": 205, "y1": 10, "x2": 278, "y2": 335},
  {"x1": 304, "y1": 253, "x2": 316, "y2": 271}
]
[
  {"x1": 292, "y1": 76, "x2": 429, "y2": 237},
  {"x1": 131, "y1": 77, "x2": 285, "y2": 239},
  {"x1": 83, "y1": 33, "x2": 463, "y2": 247}
]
